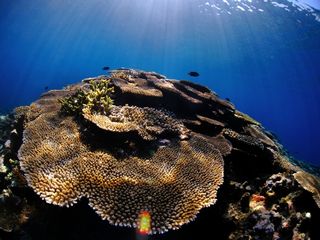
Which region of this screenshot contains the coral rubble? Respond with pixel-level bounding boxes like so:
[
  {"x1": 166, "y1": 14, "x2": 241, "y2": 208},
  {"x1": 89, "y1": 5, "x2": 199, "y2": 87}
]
[{"x1": 0, "y1": 69, "x2": 319, "y2": 239}]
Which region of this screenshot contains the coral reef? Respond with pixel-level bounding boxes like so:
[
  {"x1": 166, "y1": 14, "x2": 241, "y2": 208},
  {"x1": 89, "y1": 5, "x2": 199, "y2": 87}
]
[
  {"x1": 0, "y1": 69, "x2": 319, "y2": 239},
  {"x1": 294, "y1": 171, "x2": 320, "y2": 208},
  {"x1": 83, "y1": 105, "x2": 189, "y2": 141},
  {"x1": 0, "y1": 114, "x2": 34, "y2": 234},
  {"x1": 0, "y1": 115, "x2": 14, "y2": 152},
  {"x1": 226, "y1": 173, "x2": 317, "y2": 240},
  {"x1": 18, "y1": 108, "x2": 224, "y2": 233},
  {"x1": 60, "y1": 79, "x2": 114, "y2": 115},
  {"x1": 222, "y1": 128, "x2": 265, "y2": 151}
]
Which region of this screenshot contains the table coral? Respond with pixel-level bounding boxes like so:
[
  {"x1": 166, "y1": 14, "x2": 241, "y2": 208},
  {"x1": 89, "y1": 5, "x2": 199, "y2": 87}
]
[
  {"x1": 18, "y1": 110, "x2": 223, "y2": 234},
  {"x1": 17, "y1": 70, "x2": 232, "y2": 234},
  {"x1": 83, "y1": 105, "x2": 188, "y2": 141},
  {"x1": 7, "y1": 68, "x2": 318, "y2": 238}
]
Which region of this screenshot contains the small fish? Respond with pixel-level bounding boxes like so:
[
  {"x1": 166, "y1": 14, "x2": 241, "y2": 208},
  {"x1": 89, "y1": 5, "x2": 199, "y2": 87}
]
[
  {"x1": 44, "y1": 86, "x2": 49, "y2": 91},
  {"x1": 188, "y1": 71, "x2": 200, "y2": 77},
  {"x1": 102, "y1": 66, "x2": 110, "y2": 71},
  {"x1": 225, "y1": 98, "x2": 231, "y2": 101}
]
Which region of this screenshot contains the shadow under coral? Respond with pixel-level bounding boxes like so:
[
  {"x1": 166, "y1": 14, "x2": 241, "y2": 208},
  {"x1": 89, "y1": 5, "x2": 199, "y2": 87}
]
[{"x1": 1, "y1": 188, "x2": 231, "y2": 240}]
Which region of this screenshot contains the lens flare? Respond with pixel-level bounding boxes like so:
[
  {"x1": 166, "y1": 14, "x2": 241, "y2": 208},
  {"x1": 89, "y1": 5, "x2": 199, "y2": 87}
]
[{"x1": 138, "y1": 210, "x2": 151, "y2": 235}]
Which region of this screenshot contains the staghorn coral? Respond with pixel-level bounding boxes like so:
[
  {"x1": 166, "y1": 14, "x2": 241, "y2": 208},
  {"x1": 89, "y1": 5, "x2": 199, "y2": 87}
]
[
  {"x1": 59, "y1": 79, "x2": 114, "y2": 115},
  {"x1": 18, "y1": 111, "x2": 224, "y2": 234},
  {"x1": 84, "y1": 79, "x2": 114, "y2": 114},
  {"x1": 59, "y1": 89, "x2": 87, "y2": 115},
  {"x1": 83, "y1": 105, "x2": 189, "y2": 140}
]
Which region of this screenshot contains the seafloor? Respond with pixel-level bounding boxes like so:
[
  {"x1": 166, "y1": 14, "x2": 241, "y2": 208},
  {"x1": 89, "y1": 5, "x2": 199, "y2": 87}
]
[{"x1": 0, "y1": 69, "x2": 319, "y2": 240}]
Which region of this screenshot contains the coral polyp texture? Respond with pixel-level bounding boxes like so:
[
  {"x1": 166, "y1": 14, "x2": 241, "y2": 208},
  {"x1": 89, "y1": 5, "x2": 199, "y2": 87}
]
[
  {"x1": 18, "y1": 109, "x2": 223, "y2": 233},
  {"x1": 8, "y1": 69, "x2": 319, "y2": 238},
  {"x1": 83, "y1": 105, "x2": 188, "y2": 140}
]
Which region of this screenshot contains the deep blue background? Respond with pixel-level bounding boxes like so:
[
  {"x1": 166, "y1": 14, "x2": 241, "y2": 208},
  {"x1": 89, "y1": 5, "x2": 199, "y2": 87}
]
[{"x1": 1, "y1": 0, "x2": 320, "y2": 166}]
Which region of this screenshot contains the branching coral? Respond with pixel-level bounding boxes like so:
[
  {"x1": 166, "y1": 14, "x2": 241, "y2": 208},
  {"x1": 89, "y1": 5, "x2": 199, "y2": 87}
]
[
  {"x1": 59, "y1": 89, "x2": 87, "y2": 115},
  {"x1": 59, "y1": 79, "x2": 114, "y2": 115}
]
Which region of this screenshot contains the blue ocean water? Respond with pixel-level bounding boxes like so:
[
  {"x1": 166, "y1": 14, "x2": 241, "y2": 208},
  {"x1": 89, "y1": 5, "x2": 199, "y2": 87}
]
[{"x1": 0, "y1": 0, "x2": 319, "y2": 167}]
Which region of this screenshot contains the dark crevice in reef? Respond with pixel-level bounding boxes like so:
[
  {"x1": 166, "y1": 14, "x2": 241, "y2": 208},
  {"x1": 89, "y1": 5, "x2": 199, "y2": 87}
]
[
  {"x1": 1, "y1": 199, "x2": 135, "y2": 240},
  {"x1": 183, "y1": 119, "x2": 223, "y2": 137},
  {"x1": 178, "y1": 80, "x2": 212, "y2": 94},
  {"x1": 79, "y1": 119, "x2": 174, "y2": 160},
  {"x1": 224, "y1": 149, "x2": 273, "y2": 181},
  {"x1": 113, "y1": 89, "x2": 163, "y2": 110}
]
